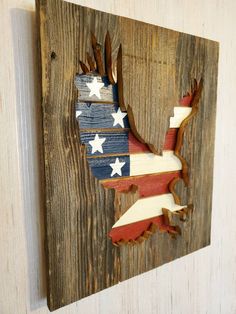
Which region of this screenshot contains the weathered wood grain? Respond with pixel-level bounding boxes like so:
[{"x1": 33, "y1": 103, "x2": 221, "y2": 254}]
[
  {"x1": 37, "y1": 0, "x2": 218, "y2": 310},
  {"x1": 118, "y1": 19, "x2": 179, "y2": 154},
  {"x1": 37, "y1": 0, "x2": 121, "y2": 310}
]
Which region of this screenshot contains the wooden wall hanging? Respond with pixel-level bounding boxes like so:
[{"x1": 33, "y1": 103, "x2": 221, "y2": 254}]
[{"x1": 36, "y1": 0, "x2": 219, "y2": 311}]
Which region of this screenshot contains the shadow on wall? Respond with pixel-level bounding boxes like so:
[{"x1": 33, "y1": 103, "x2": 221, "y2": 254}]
[{"x1": 11, "y1": 8, "x2": 47, "y2": 311}]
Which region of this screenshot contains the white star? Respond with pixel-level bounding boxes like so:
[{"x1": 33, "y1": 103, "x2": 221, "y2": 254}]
[
  {"x1": 111, "y1": 108, "x2": 127, "y2": 128},
  {"x1": 110, "y1": 158, "x2": 126, "y2": 177},
  {"x1": 86, "y1": 77, "x2": 104, "y2": 99},
  {"x1": 89, "y1": 134, "x2": 106, "y2": 154},
  {"x1": 76, "y1": 111, "x2": 82, "y2": 118}
]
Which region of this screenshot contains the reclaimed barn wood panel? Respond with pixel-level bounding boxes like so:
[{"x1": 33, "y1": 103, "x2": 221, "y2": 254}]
[{"x1": 36, "y1": 0, "x2": 218, "y2": 310}]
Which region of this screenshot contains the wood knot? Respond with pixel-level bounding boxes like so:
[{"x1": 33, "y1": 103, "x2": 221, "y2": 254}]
[{"x1": 50, "y1": 51, "x2": 57, "y2": 60}]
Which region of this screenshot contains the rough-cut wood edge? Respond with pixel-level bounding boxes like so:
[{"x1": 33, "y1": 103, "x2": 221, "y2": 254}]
[
  {"x1": 174, "y1": 79, "x2": 203, "y2": 185},
  {"x1": 169, "y1": 177, "x2": 182, "y2": 205},
  {"x1": 117, "y1": 44, "x2": 126, "y2": 111},
  {"x1": 91, "y1": 32, "x2": 105, "y2": 77},
  {"x1": 162, "y1": 205, "x2": 193, "y2": 232},
  {"x1": 35, "y1": 0, "x2": 51, "y2": 308},
  {"x1": 86, "y1": 52, "x2": 96, "y2": 71},
  {"x1": 79, "y1": 60, "x2": 89, "y2": 74},
  {"x1": 105, "y1": 31, "x2": 116, "y2": 85},
  {"x1": 112, "y1": 220, "x2": 179, "y2": 246}
]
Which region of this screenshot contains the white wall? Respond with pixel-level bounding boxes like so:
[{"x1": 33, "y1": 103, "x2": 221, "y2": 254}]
[{"x1": 1, "y1": 0, "x2": 236, "y2": 313}]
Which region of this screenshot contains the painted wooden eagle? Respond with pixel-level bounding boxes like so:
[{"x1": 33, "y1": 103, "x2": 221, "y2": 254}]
[{"x1": 75, "y1": 32, "x2": 203, "y2": 245}]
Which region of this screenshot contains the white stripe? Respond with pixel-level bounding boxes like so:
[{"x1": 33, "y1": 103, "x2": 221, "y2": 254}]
[
  {"x1": 170, "y1": 107, "x2": 192, "y2": 128},
  {"x1": 112, "y1": 193, "x2": 185, "y2": 228},
  {"x1": 130, "y1": 151, "x2": 182, "y2": 176}
]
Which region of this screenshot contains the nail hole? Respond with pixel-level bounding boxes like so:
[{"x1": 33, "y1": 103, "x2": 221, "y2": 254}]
[{"x1": 51, "y1": 51, "x2": 57, "y2": 60}]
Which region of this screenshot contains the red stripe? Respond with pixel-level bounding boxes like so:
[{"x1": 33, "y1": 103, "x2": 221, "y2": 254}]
[
  {"x1": 164, "y1": 128, "x2": 178, "y2": 150},
  {"x1": 102, "y1": 171, "x2": 181, "y2": 197},
  {"x1": 128, "y1": 132, "x2": 150, "y2": 153},
  {"x1": 109, "y1": 215, "x2": 175, "y2": 243},
  {"x1": 128, "y1": 128, "x2": 178, "y2": 153},
  {"x1": 179, "y1": 94, "x2": 193, "y2": 106}
]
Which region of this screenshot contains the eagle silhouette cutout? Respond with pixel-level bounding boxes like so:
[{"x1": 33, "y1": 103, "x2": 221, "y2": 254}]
[{"x1": 75, "y1": 32, "x2": 203, "y2": 245}]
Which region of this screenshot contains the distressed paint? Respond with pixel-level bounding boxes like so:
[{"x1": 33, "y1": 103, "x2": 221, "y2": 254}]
[{"x1": 102, "y1": 171, "x2": 181, "y2": 197}]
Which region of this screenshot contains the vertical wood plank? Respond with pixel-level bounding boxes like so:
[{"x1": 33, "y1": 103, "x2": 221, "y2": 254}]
[{"x1": 37, "y1": 0, "x2": 121, "y2": 310}]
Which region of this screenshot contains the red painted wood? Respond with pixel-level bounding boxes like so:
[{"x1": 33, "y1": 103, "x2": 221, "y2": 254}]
[
  {"x1": 164, "y1": 128, "x2": 178, "y2": 150},
  {"x1": 102, "y1": 171, "x2": 181, "y2": 197},
  {"x1": 128, "y1": 132, "x2": 150, "y2": 153},
  {"x1": 109, "y1": 215, "x2": 175, "y2": 242},
  {"x1": 128, "y1": 128, "x2": 178, "y2": 153},
  {"x1": 179, "y1": 94, "x2": 193, "y2": 106}
]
